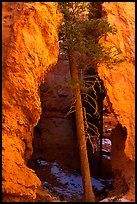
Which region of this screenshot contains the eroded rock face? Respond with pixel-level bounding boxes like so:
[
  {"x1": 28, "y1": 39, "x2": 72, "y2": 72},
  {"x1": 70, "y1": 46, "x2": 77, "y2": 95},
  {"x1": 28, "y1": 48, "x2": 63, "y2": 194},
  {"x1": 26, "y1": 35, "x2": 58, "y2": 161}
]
[
  {"x1": 2, "y1": 2, "x2": 61, "y2": 201},
  {"x1": 98, "y1": 2, "x2": 135, "y2": 200},
  {"x1": 30, "y1": 59, "x2": 81, "y2": 171}
]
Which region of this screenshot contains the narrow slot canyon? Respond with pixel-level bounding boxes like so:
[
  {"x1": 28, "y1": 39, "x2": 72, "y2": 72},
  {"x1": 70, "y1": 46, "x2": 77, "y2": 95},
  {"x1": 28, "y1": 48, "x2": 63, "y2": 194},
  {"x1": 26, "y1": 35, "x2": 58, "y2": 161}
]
[
  {"x1": 2, "y1": 2, "x2": 135, "y2": 202},
  {"x1": 27, "y1": 56, "x2": 122, "y2": 202}
]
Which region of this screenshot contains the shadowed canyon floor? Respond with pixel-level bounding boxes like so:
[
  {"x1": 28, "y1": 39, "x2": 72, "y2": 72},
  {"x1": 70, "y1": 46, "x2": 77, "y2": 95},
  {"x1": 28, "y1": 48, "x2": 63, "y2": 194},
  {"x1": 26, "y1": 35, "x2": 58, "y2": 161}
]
[{"x1": 27, "y1": 103, "x2": 126, "y2": 202}]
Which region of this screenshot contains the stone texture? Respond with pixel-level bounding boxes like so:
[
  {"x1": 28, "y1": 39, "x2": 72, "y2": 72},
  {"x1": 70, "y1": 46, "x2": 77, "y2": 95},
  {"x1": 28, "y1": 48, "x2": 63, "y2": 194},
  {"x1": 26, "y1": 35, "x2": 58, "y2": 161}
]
[
  {"x1": 98, "y1": 2, "x2": 135, "y2": 200},
  {"x1": 2, "y1": 2, "x2": 61, "y2": 201},
  {"x1": 30, "y1": 59, "x2": 81, "y2": 170}
]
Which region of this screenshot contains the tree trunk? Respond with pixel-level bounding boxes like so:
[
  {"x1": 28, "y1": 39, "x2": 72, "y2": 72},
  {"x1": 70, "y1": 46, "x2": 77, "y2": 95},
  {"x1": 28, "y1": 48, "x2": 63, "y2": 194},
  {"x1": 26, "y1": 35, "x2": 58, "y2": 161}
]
[
  {"x1": 69, "y1": 51, "x2": 95, "y2": 202},
  {"x1": 98, "y1": 95, "x2": 103, "y2": 178}
]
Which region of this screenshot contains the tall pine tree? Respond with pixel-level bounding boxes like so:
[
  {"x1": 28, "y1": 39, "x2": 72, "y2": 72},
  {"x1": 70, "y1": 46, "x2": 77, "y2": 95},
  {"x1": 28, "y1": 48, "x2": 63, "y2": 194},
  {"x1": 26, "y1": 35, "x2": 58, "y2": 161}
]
[{"x1": 58, "y1": 2, "x2": 121, "y2": 201}]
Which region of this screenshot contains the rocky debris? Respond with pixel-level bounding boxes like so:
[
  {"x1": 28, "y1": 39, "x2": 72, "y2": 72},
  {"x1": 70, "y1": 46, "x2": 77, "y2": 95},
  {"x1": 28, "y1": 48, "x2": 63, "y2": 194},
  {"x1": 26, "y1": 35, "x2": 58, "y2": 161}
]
[{"x1": 29, "y1": 159, "x2": 114, "y2": 202}]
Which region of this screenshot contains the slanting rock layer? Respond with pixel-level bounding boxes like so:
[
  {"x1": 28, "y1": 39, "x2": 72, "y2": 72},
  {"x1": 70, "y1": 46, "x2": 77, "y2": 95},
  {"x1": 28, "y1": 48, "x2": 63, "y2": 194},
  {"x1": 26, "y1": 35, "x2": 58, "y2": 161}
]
[
  {"x1": 2, "y1": 2, "x2": 61, "y2": 202},
  {"x1": 98, "y1": 2, "x2": 135, "y2": 200}
]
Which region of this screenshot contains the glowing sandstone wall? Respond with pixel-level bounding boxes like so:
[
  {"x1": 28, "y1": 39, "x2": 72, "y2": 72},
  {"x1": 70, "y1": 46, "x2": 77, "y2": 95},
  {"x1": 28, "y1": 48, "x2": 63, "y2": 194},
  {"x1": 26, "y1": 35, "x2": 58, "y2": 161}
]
[
  {"x1": 2, "y1": 2, "x2": 61, "y2": 201},
  {"x1": 98, "y1": 2, "x2": 135, "y2": 200}
]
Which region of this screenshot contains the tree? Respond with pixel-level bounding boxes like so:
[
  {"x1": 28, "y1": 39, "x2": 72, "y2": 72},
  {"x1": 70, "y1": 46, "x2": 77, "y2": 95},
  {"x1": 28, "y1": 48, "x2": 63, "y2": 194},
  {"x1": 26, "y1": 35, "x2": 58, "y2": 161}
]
[
  {"x1": 58, "y1": 2, "x2": 123, "y2": 202},
  {"x1": 68, "y1": 50, "x2": 95, "y2": 202}
]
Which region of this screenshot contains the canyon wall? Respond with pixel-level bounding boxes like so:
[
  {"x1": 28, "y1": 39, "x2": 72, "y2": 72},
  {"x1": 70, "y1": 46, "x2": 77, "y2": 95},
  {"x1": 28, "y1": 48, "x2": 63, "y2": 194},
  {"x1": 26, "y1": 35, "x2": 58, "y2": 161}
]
[
  {"x1": 98, "y1": 2, "x2": 135, "y2": 200},
  {"x1": 30, "y1": 59, "x2": 81, "y2": 170},
  {"x1": 2, "y1": 2, "x2": 61, "y2": 201}
]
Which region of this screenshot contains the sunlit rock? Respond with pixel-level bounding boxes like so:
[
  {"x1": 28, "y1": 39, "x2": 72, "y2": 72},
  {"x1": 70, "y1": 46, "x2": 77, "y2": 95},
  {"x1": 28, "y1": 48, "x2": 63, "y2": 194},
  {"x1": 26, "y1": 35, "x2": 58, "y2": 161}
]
[
  {"x1": 98, "y1": 2, "x2": 135, "y2": 201},
  {"x1": 2, "y1": 2, "x2": 61, "y2": 202}
]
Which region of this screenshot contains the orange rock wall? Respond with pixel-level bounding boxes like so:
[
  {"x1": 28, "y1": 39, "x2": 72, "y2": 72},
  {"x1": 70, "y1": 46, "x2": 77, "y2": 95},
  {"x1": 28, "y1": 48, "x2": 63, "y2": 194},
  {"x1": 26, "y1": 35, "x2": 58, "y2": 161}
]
[
  {"x1": 2, "y1": 2, "x2": 61, "y2": 201},
  {"x1": 98, "y1": 2, "x2": 135, "y2": 199}
]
